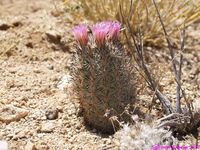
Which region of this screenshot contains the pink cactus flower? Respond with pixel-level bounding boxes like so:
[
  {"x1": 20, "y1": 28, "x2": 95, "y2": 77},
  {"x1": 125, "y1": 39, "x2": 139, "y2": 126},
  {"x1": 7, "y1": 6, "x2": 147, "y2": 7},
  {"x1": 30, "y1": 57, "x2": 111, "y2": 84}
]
[
  {"x1": 91, "y1": 21, "x2": 121, "y2": 46},
  {"x1": 91, "y1": 21, "x2": 111, "y2": 47},
  {"x1": 71, "y1": 24, "x2": 88, "y2": 46},
  {"x1": 108, "y1": 21, "x2": 121, "y2": 41}
]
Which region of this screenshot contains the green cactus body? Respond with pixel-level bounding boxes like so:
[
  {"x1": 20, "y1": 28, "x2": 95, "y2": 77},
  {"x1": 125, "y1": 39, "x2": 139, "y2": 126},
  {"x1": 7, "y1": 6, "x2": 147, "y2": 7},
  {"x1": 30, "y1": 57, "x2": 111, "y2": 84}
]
[{"x1": 73, "y1": 41, "x2": 135, "y2": 133}]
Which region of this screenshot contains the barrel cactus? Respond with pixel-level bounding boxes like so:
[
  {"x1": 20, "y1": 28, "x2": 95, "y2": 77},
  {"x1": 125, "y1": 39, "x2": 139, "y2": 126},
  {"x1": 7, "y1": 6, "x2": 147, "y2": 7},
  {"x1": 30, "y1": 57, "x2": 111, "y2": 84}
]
[{"x1": 71, "y1": 21, "x2": 136, "y2": 133}]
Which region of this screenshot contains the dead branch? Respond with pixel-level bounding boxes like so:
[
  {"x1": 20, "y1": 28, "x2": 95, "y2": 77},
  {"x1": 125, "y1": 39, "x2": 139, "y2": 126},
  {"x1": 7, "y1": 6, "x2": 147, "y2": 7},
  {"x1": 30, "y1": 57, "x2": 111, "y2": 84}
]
[
  {"x1": 120, "y1": 4, "x2": 174, "y2": 115},
  {"x1": 152, "y1": 0, "x2": 185, "y2": 114},
  {"x1": 120, "y1": 0, "x2": 200, "y2": 137}
]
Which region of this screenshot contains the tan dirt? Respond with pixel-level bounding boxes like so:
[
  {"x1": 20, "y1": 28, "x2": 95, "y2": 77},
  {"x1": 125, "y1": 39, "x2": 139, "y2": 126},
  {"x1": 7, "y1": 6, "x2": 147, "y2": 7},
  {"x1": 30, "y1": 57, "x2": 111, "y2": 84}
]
[
  {"x1": 0, "y1": 0, "x2": 200, "y2": 150},
  {"x1": 0, "y1": 0, "x2": 118, "y2": 149}
]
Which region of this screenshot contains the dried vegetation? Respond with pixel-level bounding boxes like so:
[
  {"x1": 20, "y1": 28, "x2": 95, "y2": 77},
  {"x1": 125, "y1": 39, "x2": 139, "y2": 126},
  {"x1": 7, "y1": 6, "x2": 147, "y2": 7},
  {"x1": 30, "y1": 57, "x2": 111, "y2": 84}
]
[
  {"x1": 64, "y1": 0, "x2": 200, "y2": 46},
  {"x1": 67, "y1": 0, "x2": 200, "y2": 148}
]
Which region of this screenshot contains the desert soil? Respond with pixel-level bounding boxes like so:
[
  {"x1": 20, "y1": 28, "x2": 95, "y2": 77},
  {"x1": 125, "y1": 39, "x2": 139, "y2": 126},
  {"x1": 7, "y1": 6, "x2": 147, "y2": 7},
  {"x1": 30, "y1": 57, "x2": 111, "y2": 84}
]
[
  {"x1": 0, "y1": 0, "x2": 200, "y2": 150},
  {"x1": 0, "y1": 0, "x2": 118, "y2": 149}
]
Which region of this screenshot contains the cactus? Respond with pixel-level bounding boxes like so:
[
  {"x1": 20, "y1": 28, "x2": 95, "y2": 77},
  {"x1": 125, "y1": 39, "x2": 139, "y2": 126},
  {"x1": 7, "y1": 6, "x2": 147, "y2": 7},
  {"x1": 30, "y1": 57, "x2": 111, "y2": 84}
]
[{"x1": 71, "y1": 21, "x2": 136, "y2": 133}]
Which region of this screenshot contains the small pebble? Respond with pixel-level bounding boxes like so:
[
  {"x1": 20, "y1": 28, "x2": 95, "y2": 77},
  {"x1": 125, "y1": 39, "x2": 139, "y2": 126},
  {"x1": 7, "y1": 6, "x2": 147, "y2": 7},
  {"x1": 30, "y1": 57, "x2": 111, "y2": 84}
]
[
  {"x1": 45, "y1": 30, "x2": 61, "y2": 43},
  {"x1": 39, "y1": 122, "x2": 55, "y2": 133},
  {"x1": 0, "y1": 105, "x2": 29, "y2": 123},
  {"x1": 46, "y1": 64, "x2": 54, "y2": 70},
  {"x1": 25, "y1": 141, "x2": 36, "y2": 150},
  {"x1": 0, "y1": 141, "x2": 8, "y2": 150},
  {"x1": 45, "y1": 109, "x2": 58, "y2": 120},
  {"x1": 0, "y1": 20, "x2": 10, "y2": 30}
]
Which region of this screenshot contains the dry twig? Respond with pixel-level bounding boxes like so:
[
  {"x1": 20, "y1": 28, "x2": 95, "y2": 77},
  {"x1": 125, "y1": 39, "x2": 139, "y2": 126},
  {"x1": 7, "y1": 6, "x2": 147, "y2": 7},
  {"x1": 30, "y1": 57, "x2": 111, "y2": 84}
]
[
  {"x1": 120, "y1": 0, "x2": 200, "y2": 137},
  {"x1": 120, "y1": 4, "x2": 174, "y2": 115}
]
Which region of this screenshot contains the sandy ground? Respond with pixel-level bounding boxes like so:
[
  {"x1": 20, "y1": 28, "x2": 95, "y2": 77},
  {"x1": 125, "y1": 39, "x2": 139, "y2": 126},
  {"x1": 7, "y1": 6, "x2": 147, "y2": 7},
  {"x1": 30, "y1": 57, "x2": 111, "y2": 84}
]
[
  {"x1": 0, "y1": 0, "x2": 200, "y2": 150},
  {"x1": 0, "y1": 0, "x2": 118, "y2": 149}
]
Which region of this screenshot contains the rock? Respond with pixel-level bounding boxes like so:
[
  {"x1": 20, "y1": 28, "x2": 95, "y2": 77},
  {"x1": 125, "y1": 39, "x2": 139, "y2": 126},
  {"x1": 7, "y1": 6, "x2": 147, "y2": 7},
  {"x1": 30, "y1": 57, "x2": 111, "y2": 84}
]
[
  {"x1": 33, "y1": 69, "x2": 41, "y2": 73},
  {"x1": 0, "y1": 105, "x2": 28, "y2": 124},
  {"x1": 45, "y1": 109, "x2": 59, "y2": 120},
  {"x1": 16, "y1": 96, "x2": 29, "y2": 103},
  {"x1": 9, "y1": 16, "x2": 24, "y2": 27},
  {"x1": 0, "y1": 20, "x2": 10, "y2": 30},
  {"x1": 56, "y1": 106, "x2": 63, "y2": 113},
  {"x1": 0, "y1": 141, "x2": 8, "y2": 150},
  {"x1": 25, "y1": 141, "x2": 37, "y2": 150},
  {"x1": 5, "y1": 79, "x2": 15, "y2": 89},
  {"x1": 39, "y1": 122, "x2": 55, "y2": 133},
  {"x1": 51, "y1": 10, "x2": 62, "y2": 17},
  {"x1": 46, "y1": 64, "x2": 54, "y2": 70},
  {"x1": 6, "y1": 134, "x2": 14, "y2": 140},
  {"x1": 45, "y1": 30, "x2": 61, "y2": 43},
  {"x1": 13, "y1": 130, "x2": 31, "y2": 140},
  {"x1": 26, "y1": 42, "x2": 34, "y2": 48},
  {"x1": 12, "y1": 21, "x2": 22, "y2": 27},
  {"x1": 57, "y1": 74, "x2": 72, "y2": 91}
]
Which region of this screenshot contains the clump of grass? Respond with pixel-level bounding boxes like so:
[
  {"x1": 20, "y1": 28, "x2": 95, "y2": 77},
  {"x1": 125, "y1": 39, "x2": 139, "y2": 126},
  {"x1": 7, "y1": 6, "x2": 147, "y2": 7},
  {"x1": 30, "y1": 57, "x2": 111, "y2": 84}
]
[
  {"x1": 64, "y1": 0, "x2": 200, "y2": 46},
  {"x1": 71, "y1": 21, "x2": 136, "y2": 134}
]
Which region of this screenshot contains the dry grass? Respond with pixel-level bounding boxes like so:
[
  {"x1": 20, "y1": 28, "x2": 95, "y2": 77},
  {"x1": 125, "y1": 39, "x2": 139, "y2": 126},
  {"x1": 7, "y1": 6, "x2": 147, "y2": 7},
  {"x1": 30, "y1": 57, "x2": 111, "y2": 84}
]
[{"x1": 64, "y1": 0, "x2": 200, "y2": 46}]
